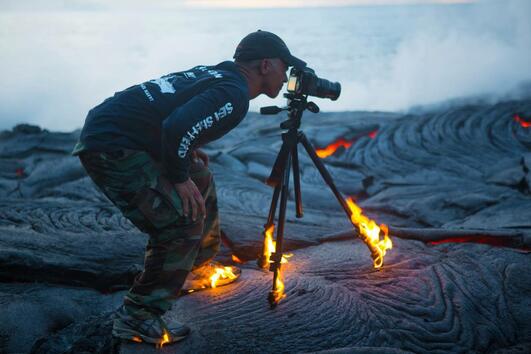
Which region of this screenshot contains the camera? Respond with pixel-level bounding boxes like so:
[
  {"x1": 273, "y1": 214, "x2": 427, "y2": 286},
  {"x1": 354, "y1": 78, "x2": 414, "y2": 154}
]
[{"x1": 286, "y1": 67, "x2": 341, "y2": 101}]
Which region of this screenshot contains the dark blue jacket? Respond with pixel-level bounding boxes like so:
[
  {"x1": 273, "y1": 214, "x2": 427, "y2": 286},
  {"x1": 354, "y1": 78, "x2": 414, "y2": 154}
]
[{"x1": 75, "y1": 61, "x2": 249, "y2": 183}]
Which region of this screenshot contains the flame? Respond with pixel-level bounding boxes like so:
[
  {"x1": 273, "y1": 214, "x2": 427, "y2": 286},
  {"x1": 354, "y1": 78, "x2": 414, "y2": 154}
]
[
  {"x1": 270, "y1": 267, "x2": 286, "y2": 304},
  {"x1": 157, "y1": 330, "x2": 171, "y2": 348},
  {"x1": 261, "y1": 224, "x2": 293, "y2": 304},
  {"x1": 514, "y1": 114, "x2": 531, "y2": 128},
  {"x1": 345, "y1": 197, "x2": 392, "y2": 268},
  {"x1": 131, "y1": 336, "x2": 143, "y2": 343},
  {"x1": 316, "y1": 138, "x2": 353, "y2": 158},
  {"x1": 282, "y1": 253, "x2": 293, "y2": 263},
  {"x1": 262, "y1": 225, "x2": 276, "y2": 266},
  {"x1": 209, "y1": 265, "x2": 237, "y2": 288},
  {"x1": 368, "y1": 130, "x2": 378, "y2": 139},
  {"x1": 261, "y1": 225, "x2": 291, "y2": 268},
  {"x1": 232, "y1": 254, "x2": 244, "y2": 263}
]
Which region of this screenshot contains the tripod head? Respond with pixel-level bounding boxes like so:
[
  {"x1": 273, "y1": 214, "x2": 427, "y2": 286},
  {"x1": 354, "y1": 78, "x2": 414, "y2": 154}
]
[
  {"x1": 261, "y1": 65, "x2": 340, "y2": 129},
  {"x1": 260, "y1": 93, "x2": 320, "y2": 130}
]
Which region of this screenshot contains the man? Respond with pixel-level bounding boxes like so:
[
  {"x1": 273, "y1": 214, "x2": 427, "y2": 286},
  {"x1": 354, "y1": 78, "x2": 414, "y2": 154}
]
[{"x1": 73, "y1": 30, "x2": 306, "y2": 345}]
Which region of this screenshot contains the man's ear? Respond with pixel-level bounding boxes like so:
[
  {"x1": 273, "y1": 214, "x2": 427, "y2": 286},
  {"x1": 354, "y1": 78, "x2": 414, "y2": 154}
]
[{"x1": 259, "y1": 59, "x2": 270, "y2": 75}]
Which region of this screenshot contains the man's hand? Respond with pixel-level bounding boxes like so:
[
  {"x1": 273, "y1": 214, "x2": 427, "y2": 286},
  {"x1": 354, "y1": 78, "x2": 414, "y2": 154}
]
[
  {"x1": 192, "y1": 149, "x2": 209, "y2": 167},
  {"x1": 175, "y1": 178, "x2": 206, "y2": 221}
]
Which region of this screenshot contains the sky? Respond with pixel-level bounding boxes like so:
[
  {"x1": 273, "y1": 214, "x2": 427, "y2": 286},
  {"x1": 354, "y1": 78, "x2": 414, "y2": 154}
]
[
  {"x1": 0, "y1": 0, "x2": 529, "y2": 131},
  {"x1": 0, "y1": 0, "x2": 478, "y2": 11},
  {"x1": 184, "y1": 0, "x2": 476, "y2": 8}
]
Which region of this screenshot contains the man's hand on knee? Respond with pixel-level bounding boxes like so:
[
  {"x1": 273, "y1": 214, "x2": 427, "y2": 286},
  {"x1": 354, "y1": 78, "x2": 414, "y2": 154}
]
[{"x1": 175, "y1": 178, "x2": 206, "y2": 221}]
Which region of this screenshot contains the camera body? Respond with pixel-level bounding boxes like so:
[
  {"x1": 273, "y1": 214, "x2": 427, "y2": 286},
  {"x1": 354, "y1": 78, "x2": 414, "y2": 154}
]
[{"x1": 286, "y1": 67, "x2": 341, "y2": 101}]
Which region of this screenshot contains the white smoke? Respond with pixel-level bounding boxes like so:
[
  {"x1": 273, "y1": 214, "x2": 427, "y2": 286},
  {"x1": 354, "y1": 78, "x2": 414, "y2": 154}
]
[
  {"x1": 326, "y1": 0, "x2": 531, "y2": 112},
  {"x1": 0, "y1": 0, "x2": 529, "y2": 131}
]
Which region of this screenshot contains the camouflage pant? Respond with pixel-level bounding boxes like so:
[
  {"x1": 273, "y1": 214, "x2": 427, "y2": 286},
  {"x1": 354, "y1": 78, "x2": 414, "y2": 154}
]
[{"x1": 79, "y1": 149, "x2": 220, "y2": 319}]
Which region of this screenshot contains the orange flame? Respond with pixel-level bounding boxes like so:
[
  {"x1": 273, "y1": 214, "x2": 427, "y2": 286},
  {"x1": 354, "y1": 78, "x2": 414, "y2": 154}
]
[
  {"x1": 345, "y1": 197, "x2": 392, "y2": 268},
  {"x1": 514, "y1": 114, "x2": 531, "y2": 128},
  {"x1": 157, "y1": 330, "x2": 171, "y2": 348},
  {"x1": 316, "y1": 138, "x2": 353, "y2": 158},
  {"x1": 231, "y1": 254, "x2": 244, "y2": 263},
  {"x1": 261, "y1": 225, "x2": 291, "y2": 267},
  {"x1": 131, "y1": 336, "x2": 143, "y2": 343},
  {"x1": 271, "y1": 267, "x2": 286, "y2": 304},
  {"x1": 262, "y1": 224, "x2": 293, "y2": 304},
  {"x1": 209, "y1": 266, "x2": 238, "y2": 288}
]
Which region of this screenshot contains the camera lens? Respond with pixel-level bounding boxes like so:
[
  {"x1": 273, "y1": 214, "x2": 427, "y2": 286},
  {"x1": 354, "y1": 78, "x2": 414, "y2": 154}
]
[{"x1": 312, "y1": 78, "x2": 341, "y2": 101}]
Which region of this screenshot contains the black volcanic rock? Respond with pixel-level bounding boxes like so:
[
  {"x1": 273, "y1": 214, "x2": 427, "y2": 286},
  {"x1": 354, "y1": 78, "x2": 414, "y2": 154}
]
[
  {"x1": 0, "y1": 99, "x2": 530, "y2": 353},
  {"x1": 120, "y1": 239, "x2": 531, "y2": 354}
]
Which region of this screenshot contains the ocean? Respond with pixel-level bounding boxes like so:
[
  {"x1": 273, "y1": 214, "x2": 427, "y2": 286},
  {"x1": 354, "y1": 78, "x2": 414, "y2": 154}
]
[{"x1": 0, "y1": 1, "x2": 530, "y2": 131}]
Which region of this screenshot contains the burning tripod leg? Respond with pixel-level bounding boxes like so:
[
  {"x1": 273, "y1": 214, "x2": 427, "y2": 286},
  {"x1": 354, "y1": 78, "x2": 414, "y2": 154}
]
[
  {"x1": 258, "y1": 186, "x2": 280, "y2": 269},
  {"x1": 268, "y1": 151, "x2": 292, "y2": 308},
  {"x1": 299, "y1": 133, "x2": 392, "y2": 268},
  {"x1": 258, "y1": 132, "x2": 297, "y2": 307}
]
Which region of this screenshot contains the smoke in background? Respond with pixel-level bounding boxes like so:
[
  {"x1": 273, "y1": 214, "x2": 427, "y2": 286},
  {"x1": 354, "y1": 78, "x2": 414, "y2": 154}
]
[
  {"x1": 344, "y1": 0, "x2": 531, "y2": 112},
  {"x1": 0, "y1": 0, "x2": 529, "y2": 131}
]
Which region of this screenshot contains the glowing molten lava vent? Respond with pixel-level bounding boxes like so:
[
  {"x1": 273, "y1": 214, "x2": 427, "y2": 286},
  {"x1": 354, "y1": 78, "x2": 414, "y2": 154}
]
[
  {"x1": 315, "y1": 131, "x2": 378, "y2": 158},
  {"x1": 261, "y1": 225, "x2": 292, "y2": 303},
  {"x1": 346, "y1": 197, "x2": 392, "y2": 268},
  {"x1": 231, "y1": 254, "x2": 244, "y2": 263},
  {"x1": 316, "y1": 138, "x2": 353, "y2": 158},
  {"x1": 514, "y1": 114, "x2": 531, "y2": 128}
]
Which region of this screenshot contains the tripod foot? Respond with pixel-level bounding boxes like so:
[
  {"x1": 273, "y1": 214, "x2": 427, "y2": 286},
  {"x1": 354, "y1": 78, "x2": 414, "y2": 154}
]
[{"x1": 268, "y1": 291, "x2": 279, "y2": 309}]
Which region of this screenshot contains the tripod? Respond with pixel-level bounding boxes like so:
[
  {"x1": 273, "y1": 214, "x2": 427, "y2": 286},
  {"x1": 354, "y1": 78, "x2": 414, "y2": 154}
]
[{"x1": 258, "y1": 93, "x2": 367, "y2": 308}]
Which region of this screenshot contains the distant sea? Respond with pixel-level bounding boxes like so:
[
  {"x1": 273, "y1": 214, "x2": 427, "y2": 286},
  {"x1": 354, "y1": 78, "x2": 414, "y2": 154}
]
[{"x1": 1, "y1": 1, "x2": 530, "y2": 131}]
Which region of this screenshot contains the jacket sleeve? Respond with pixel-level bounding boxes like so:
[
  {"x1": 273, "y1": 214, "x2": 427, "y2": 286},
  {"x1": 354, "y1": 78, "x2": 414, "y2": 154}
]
[{"x1": 161, "y1": 82, "x2": 248, "y2": 184}]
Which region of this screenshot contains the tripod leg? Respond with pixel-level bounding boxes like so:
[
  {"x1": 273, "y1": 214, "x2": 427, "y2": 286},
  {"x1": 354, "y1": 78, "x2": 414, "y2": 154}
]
[
  {"x1": 266, "y1": 140, "x2": 291, "y2": 187},
  {"x1": 257, "y1": 184, "x2": 281, "y2": 269},
  {"x1": 259, "y1": 136, "x2": 293, "y2": 269},
  {"x1": 269, "y1": 150, "x2": 292, "y2": 307},
  {"x1": 266, "y1": 186, "x2": 281, "y2": 225},
  {"x1": 292, "y1": 144, "x2": 303, "y2": 218},
  {"x1": 299, "y1": 133, "x2": 351, "y2": 219},
  {"x1": 300, "y1": 133, "x2": 390, "y2": 267}
]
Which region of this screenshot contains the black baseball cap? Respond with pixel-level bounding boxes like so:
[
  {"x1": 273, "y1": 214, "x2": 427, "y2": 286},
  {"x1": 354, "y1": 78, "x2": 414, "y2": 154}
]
[{"x1": 233, "y1": 30, "x2": 306, "y2": 69}]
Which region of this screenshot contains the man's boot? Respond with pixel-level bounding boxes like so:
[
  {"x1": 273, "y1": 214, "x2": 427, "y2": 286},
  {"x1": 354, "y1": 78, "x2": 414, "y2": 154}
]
[{"x1": 112, "y1": 307, "x2": 190, "y2": 345}]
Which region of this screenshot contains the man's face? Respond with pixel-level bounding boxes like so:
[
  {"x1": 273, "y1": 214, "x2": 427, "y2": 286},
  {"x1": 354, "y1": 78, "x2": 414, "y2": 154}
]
[{"x1": 261, "y1": 58, "x2": 288, "y2": 98}]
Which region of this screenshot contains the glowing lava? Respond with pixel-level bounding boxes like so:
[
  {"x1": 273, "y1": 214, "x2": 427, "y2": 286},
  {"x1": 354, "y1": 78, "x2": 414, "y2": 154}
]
[
  {"x1": 514, "y1": 114, "x2": 531, "y2": 128},
  {"x1": 316, "y1": 138, "x2": 353, "y2": 158},
  {"x1": 346, "y1": 197, "x2": 392, "y2": 268},
  {"x1": 316, "y1": 131, "x2": 378, "y2": 158},
  {"x1": 231, "y1": 254, "x2": 244, "y2": 263}
]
